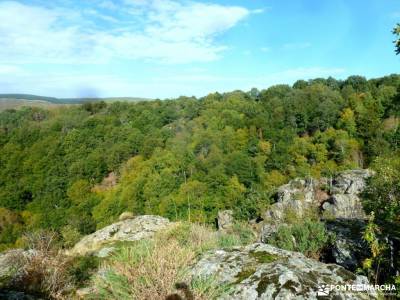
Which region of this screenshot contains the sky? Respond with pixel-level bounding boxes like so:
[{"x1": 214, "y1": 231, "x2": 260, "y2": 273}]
[{"x1": 0, "y1": 0, "x2": 400, "y2": 99}]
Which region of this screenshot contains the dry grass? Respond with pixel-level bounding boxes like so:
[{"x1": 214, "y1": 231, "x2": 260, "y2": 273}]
[
  {"x1": 91, "y1": 222, "x2": 250, "y2": 300},
  {"x1": 96, "y1": 239, "x2": 194, "y2": 299},
  {"x1": 11, "y1": 231, "x2": 74, "y2": 299},
  {"x1": 2, "y1": 222, "x2": 253, "y2": 299}
]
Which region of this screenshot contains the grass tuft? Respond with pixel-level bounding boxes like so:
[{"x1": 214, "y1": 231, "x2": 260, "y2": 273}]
[{"x1": 90, "y1": 221, "x2": 254, "y2": 299}]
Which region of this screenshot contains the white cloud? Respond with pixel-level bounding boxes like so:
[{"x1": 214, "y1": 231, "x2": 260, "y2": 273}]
[{"x1": 0, "y1": 0, "x2": 252, "y2": 64}]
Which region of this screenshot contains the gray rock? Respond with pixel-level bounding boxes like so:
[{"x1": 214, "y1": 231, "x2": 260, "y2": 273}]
[
  {"x1": 217, "y1": 210, "x2": 234, "y2": 232},
  {"x1": 260, "y1": 170, "x2": 375, "y2": 271},
  {"x1": 190, "y1": 243, "x2": 376, "y2": 299},
  {"x1": 67, "y1": 215, "x2": 171, "y2": 256},
  {"x1": 0, "y1": 249, "x2": 29, "y2": 289},
  {"x1": 322, "y1": 194, "x2": 367, "y2": 219},
  {"x1": 323, "y1": 169, "x2": 374, "y2": 219},
  {"x1": 260, "y1": 223, "x2": 294, "y2": 244},
  {"x1": 263, "y1": 169, "x2": 374, "y2": 223},
  {"x1": 276, "y1": 178, "x2": 318, "y2": 204},
  {"x1": 263, "y1": 177, "x2": 320, "y2": 224},
  {"x1": 95, "y1": 246, "x2": 116, "y2": 258},
  {"x1": 0, "y1": 291, "x2": 41, "y2": 300},
  {"x1": 324, "y1": 220, "x2": 369, "y2": 271},
  {"x1": 330, "y1": 169, "x2": 373, "y2": 195}
]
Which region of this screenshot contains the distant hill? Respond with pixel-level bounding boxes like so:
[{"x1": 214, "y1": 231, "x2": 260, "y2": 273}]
[
  {"x1": 0, "y1": 94, "x2": 59, "y2": 102},
  {"x1": 0, "y1": 94, "x2": 152, "y2": 104},
  {"x1": 0, "y1": 94, "x2": 152, "y2": 111},
  {"x1": 0, "y1": 98, "x2": 62, "y2": 111}
]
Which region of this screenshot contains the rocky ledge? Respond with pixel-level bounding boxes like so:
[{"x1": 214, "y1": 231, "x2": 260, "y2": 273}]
[
  {"x1": 67, "y1": 215, "x2": 172, "y2": 256},
  {"x1": 191, "y1": 243, "x2": 376, "y2": 300}
]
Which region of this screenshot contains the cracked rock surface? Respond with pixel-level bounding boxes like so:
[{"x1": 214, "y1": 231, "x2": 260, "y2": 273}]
[
  {"x1": 67, "y1": 215, "x2": 171, "y2": 256},
  {"x1": 190, "y1": 243, "x2": 375, "y2": 300}
]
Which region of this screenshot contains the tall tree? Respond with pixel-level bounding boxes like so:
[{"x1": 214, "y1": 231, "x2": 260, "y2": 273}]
[{"x1": 393, "y1": 23, "x2": 400, "y2": 55}]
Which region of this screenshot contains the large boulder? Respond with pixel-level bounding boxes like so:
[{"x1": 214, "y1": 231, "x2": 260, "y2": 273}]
[
  {"x1": 67, "y1": 215, "x2": 172, "y2": 256},
  {"x1": 190, "y1": 243, "x2": 375, "y2": 299}
]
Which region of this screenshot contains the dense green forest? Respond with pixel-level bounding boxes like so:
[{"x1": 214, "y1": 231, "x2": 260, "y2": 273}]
[{"x1": 1, "y1": 75, "x2": 400, "y2": 250}]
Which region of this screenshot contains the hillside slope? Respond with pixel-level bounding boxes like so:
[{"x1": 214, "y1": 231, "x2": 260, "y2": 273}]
[{"x1": 0, "y1": 94, "x2": 152, "y2": 110}]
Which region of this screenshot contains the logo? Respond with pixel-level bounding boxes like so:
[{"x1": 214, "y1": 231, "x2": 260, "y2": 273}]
[
  {"x1": 317, "y1": 284, "x2": 330, "y2": 296},
  {"x1": 316, "y1": 283, "x2": 396, "y2": 297}
]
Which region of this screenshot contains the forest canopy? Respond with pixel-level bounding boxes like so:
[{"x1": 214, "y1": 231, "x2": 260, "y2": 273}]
[{"x1": 1, "y1": 74, "x2": 400, "y2": 250}]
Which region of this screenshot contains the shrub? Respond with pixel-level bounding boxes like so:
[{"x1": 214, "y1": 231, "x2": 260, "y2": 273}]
[
  {"x1": 268, "y1": 219, "x2": 329, "y2": 258},
  {"x1": 68, "y1": 255, "x2": 100, "y2": 287},
  {"x1": 231, "y1": 222, "x2": 256, "y2": 245},
  {"x1": 162, "y1": 222, "x2": 192, "y2": 247},
  {"x1": 61, "y1": 225, "x2": 82, "y2": 248},
  {"x1": 10, "y1": 230, "x2": 74, "y2": 299},
  {"x1": 268, "y1": 225, "x2": 295, "y2": 251},
  {"x1": 217, "y1": 234, "x2": 241, "y2": 248},
  {"x1": 283, "y1": 207, "x2": 319, "y2": 224}
]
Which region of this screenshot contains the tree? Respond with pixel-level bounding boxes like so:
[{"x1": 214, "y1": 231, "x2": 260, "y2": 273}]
[
  {"x1": 393, "y1": 23, "x2": 400, "y2": 55},
  {"x1": 337, "y1": 108, "x2": 357, "y2": 136},
  {"x1": 1, "y1": 74, "x2": 400, "y2": 252},
  {"x1": 363, "y1": 156, "x2": 400, "y2": 224}
]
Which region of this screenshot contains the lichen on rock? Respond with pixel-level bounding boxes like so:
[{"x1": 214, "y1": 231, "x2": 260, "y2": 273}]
[
  {"x1": 190, "y1": 243, "x2": 375, "y2": 299},
  {"x1": 262, "y1": 169, "x2": 374, "y2": 225},
  {"x1": 66, "y1": 215, "x2": 172, "y2": 256}
]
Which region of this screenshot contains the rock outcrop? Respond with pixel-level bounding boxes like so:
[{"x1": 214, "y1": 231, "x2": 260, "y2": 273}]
[
  {"x1": 191, "y1": 243, "x2": 376, "y2": 299},
  {"x1": 324, "y1": 219, "x2": 369, "y2": 271},
  {"x1": 67, "y1": 215, "x2": 171, "y2": 256},
  {"x1": 263, "y1": 169, "x2": 374, "y2": 224},
  {"x1": 217, "y1": 210, "x2": 234, "y2": 232},
  {"x1": 322, "y1": 170, "x2": 372, "y2": 219},
  {"x1": 0, "y1": 249, "x2": 25, "y2": 289},
  {"x1": 0, "y1": 250, "x2": 42, "y2": 300},
  {"x1": 260, "y1": 169, "x2": 375, "y2": 272}
]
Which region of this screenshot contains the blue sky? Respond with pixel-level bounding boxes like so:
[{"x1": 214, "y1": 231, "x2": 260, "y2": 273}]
[{"x1": 0, "y1": 0, "x2": 399, "y2": 98}]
